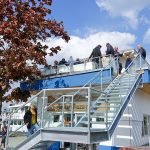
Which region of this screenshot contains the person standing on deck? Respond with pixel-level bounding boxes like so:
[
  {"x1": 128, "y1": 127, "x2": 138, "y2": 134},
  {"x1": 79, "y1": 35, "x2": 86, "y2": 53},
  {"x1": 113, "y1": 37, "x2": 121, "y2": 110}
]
[
  {"x1": 125, "y1": 55, "x2": 132, "y2": 69},
  {"x1": 137, "y1": 44, "x2": 146, "y2": 59},
  {"x1": 114, "y1": 47, "x2": 123, "y2": 74},
  {"x1": 106, "y1": 43, "x2": 115, "y2": 56},
  {"x1": 89, "y1": 45, "x2": 103, "y2": 68}
]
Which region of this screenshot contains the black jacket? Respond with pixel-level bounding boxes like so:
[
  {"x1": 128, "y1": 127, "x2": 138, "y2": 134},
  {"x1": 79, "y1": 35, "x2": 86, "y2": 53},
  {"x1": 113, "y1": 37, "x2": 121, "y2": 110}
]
[
  {"x1": 125, "y1": 58, "x2": 132, "y2": 69},
  {"x1": 106, "y1": 44, "x2": 114, "y2": 56},
  {"x1": 89, "y1": 45, "x2": 102, "y2": 59},
  {"x1": 24, "y1": 109, "x2": 37, "y2": 129},
  {"x1": 138, "y1": 47, "x2": 146, "y2": 59}
]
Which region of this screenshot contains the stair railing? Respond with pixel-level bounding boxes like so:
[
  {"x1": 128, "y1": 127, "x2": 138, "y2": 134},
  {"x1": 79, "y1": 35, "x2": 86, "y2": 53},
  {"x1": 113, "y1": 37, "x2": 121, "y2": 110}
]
[
  {"x1": 39, "y1": 56, "x2": 117, "y2": 128},
  {"x1": 85, "y1": 53, "x2": 143, "y2": 130},
  {"x1": 102, "y1": 54, "x2": 144, "y2": 131},
  {"x1": 5, "y1": 89, "x2": 46, "y2": 149},
  {"x1": 74, "y1": 56, "x2": 118, "y2": 127},
  {"x1": 108, "y1": 73, "x2": 142, "y2": 136}
]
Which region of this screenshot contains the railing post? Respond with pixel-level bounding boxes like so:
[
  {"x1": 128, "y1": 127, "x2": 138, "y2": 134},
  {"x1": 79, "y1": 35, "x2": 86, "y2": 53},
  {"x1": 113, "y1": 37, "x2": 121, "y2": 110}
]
[
  {"x1": 105, "y1": 94, "x2": 108, "y2": 129},
  {"x1": 62, "y1": 95, "x2": 65, "y2": 127},
  {"x1": 117, "y1": 56, "x2": 119, "y2": 75},
  {"x1": 87, "y1": 87, "x2": 91, "y2": 131},
  {"x1": 83, "y1": 59, "x2": 86, "y2": 71},
  {"x1": 5, "y1": 113, "x2": 11, "y2": 149},
  {"x1": 140, "y1": 54, "x2": 142, "y2": 70},
  {"x1": 119, "y1": 77, "x2": 122, "y2": 104},
  {"x1": 71, "y1": 95, "x2": 74, "y2": 127},
  {"x1": 41, "y1": 89, "x2": 46, "y2": 128},
  {"x1": 100, "y1": 70, "x2": 102, "y2": 91}
]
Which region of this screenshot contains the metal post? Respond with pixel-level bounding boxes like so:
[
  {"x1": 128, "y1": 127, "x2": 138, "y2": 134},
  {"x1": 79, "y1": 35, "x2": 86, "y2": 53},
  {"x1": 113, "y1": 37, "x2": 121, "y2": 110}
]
[
  {"x1": 84, "y1": 59, "x2": 86, "y2": 71},
  {"x1": 41, "y1": 89, "x2": 46, "y2": 128},
  {"x1": 117, "y1": 56, "x2": 119, "y2": 75},
  {"x1": 140, "y1": 54, "x2": 142, "y2": 70},
  {"x1": 100, "y1": 70, "x2": 102, "y2": 92},
  {"x1": 71, "y1": 95, "x2": 74, "y2": 127},
  {"x1": 87, "y1": 87, "x2": 91, "y2": 131},
  {"x1": 5, "y1": 113, "x2": 11, "y2": 149},
  {"x1": 119, "y1": 77, "x2": 122, "y2": 104},
  {"x1": 62, "y1": 96, "x2": 65, "y2": 127},
  {"x1": 105, "y1": 94, "x2": 108, "y2": 129},
  {"x1": 109, "y1": 55, "x2": 112, "y2": 81}
]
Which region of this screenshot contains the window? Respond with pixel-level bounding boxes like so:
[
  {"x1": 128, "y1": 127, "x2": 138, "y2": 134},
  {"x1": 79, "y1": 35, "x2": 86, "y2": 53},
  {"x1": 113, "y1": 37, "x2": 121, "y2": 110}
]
[
  {"x1": 142, "y1": 115, "x2": 149, "y2": 136},
  {"x1": 54, "y1": 115, "x2": 60, "y2": 122},
  {"x1": 10, "y1": 121, "x2": 13, "y2": 125},
  {"x1": 96, "y1": 117, "x2": 104, "y2": 122},
  {"x1": 14, "y1": 120, "x2": 17, "y2": 125},
  {"x1": 18, "y1": 121, "x2": 21, "y2": 125}
]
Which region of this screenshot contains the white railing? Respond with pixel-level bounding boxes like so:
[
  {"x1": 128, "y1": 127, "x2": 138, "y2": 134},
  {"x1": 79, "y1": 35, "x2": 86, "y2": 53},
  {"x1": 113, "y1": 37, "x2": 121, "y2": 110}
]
[{"x1": 40, "y1": 55, "x2": 114, "y2": 76}]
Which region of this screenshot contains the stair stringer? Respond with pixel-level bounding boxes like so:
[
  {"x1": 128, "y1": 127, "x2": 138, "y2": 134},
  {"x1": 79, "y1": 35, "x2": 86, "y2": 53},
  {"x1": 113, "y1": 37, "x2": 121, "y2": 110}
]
[{"x1": 107, "y1": 73, "x2": 142, "y2": 139}]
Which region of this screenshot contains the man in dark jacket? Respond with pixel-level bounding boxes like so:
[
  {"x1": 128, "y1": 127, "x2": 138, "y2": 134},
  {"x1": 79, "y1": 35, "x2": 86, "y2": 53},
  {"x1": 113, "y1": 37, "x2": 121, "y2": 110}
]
[
  {"x1": 125, "y1": 56, "x2": 132, "y2": 69},
  {"x1": 59, "y1": 58, "x2": 68, "y2": 65},
  {"x1": 89, "y1": 45, "x2": 102, "y2": 68},
  {"x1": 24, "y1": 104, "x2": 39, "y2": 136},
  {"x1": 106, "y1": 43, "x2": 114, "y2": 56},
  {"x1": 137, "y1": 44, "x2": 146, "y2": 59},
  {"x1": 114, "y1": 47, "x2": 123, "y2": 74}
]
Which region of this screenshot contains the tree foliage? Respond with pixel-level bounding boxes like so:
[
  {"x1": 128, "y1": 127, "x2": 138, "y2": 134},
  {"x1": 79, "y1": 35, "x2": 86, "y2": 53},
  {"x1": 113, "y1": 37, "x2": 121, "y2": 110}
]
[{"x1": 0, "y1": 0, "x2": 70, "y2": 103}]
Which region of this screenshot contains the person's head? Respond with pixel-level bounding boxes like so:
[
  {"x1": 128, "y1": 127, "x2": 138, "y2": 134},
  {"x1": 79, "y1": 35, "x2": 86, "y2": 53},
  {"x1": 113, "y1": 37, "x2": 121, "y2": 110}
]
[
  {"x1": 137, "y1": 44, "x2": 142, "y2": 50},
  {"x1": 97, "y1": 45, "x2": 102, "y2": 48},
  {"x1": 29, "y1": 104, "x2": 36, "y2": 111},
  {"x1": 62, "y1": 58, "x2": 65, "y2": 62},
  {"x1": 106, "y1": 43, "x2": 110, "y2": 46},
  {"x1": 126, "y1": 55, "x2": 131, "y2": 59},
  {"x1": 54, "y1": 60, "x2": 58, "y2": 65}
]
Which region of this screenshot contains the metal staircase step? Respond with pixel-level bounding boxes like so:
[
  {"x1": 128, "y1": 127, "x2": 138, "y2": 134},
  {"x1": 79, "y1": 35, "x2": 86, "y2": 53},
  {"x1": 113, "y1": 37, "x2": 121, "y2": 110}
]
[
  {"x1": 110, "y1": 89, "x2": 129, "y2": 92},
  {"x1": 96, "y1": 100, "x2": 121, "y2": 104},
  {"x1": 97, "y1": 96, "x2": 123, "y2": 100},
  {"x1": 90, "y1": 121, "x2": 112, "y2": 124},
  {"x1": 91, "y1": 113, "x2": 116, "y2": 118},
  {"x1": 91, "y1": 110, "x2": 118, "y2": 114},
  {"x1": 107, "y1": 92, "x2": 127, "y2": 96},
  {"x1": 113, "y1": 86, "x2": 130, "y2": 89},
  {"x1": 93, "y1": 105, "x2": 120, "y2": 109}
]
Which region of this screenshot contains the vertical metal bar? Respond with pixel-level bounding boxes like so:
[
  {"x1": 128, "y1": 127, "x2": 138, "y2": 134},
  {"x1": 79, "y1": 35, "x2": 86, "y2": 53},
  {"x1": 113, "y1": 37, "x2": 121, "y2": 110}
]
[
  {"x1": 84, "y1": 59, "x2": 86, "y2": 71},
  {"x1": 140, "y1": 54, "x2": 142, "y2": 70},
  {"x1": 119, "y1": 77, "x2": 122, "y2": 104},
  {"x1": 110, "y1": 64, "x2": 112, "y2": 81},
  {"x1": 62, "y1": 95, "x2": 65, "y2": 127},
  {"x1": 100, "y1": 70, "x2": 102, "y2": 91},
  {"x1": 117, "y1": 56, "x2": 119, "y2": 75},
  {"x1": 41, "y1": 89, "x2": 46, "y2": 128},
  {"x1": 87, "y1": 87, "x2": 91, "y2": 131},
  {"x1": 5, "y1": 113, "x2": 11, "y2": 149},
  {"x1": 109, "y1": 54, "x2": 112, "y2": 81},
  {"x1": 105, "y1": 94, "x2": 108, "y2": 129},
  {"x1": 71, "y1": 95, "x2": 74, "y2": 127}
]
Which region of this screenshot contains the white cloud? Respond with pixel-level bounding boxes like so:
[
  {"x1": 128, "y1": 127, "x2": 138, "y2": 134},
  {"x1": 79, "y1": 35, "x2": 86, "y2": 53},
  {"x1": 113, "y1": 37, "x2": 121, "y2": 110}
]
[
  {"x1": 44, "y1": 31, "x2": 136, "y2": 65},
  {"x1": 96, "y1": 0, "x2": 150, "y2": 29},
  {"x1": 143, "y1": 27, "x2": 150, "y2": 44}
]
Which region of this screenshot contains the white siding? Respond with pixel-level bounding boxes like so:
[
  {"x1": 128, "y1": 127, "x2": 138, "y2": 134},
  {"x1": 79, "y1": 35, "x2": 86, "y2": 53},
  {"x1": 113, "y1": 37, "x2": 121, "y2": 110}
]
[{"x1": 100, "y1": 89, "x2": 150, "y2": 147}]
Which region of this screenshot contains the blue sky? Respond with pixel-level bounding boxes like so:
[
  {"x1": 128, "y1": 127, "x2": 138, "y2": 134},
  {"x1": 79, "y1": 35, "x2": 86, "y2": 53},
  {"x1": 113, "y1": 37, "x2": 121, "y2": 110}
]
[{"x1": 45, "y1": 0, "x2": 150, "y2": 62}]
